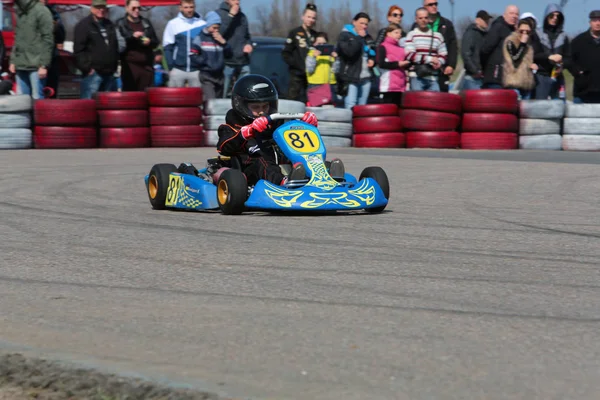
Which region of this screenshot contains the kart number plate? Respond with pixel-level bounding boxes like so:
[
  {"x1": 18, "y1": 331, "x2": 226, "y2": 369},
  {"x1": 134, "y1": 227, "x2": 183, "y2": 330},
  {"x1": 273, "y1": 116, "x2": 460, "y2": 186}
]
[
  {"x1": 165, "y1": 174, "x2": 183, "y2": 206},
  {"x1": 282, "y1": 130, "x2": 320, "y2": 153}
]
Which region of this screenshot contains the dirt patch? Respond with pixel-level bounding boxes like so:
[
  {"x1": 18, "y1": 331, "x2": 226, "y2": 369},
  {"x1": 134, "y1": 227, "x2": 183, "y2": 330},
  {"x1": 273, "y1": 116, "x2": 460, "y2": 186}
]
[{"x1": 0, "y1": 353, "x2": 223, "y2": 400}]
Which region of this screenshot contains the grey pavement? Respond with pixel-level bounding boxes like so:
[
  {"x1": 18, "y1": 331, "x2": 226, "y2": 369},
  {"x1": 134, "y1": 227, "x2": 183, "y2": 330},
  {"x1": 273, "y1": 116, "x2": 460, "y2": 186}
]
[{"x1": 1, "y1": 148, "x2": 600, "y2": 400}]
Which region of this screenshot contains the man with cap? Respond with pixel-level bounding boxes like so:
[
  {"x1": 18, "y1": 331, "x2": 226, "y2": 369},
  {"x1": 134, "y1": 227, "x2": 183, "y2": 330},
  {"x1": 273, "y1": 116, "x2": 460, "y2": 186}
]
[
  {"x1": 74, "y1": 0, "x2": 120, "y2": 98},
  {"x1": 567, "y1": 10, "x2": 600, "y2": 103},
  {"x1": 190, "y1": 11, "x2": 231, "y2": 100},
  {"x1": 461, "y1": 10, "x2": 492, "y2": 89}
]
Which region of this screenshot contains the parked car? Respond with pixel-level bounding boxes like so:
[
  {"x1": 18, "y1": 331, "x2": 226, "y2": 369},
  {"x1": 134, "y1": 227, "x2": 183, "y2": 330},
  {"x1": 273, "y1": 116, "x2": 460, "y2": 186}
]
[{"x1": 249, "y1": 37, "x2": 290, "y2": 99}]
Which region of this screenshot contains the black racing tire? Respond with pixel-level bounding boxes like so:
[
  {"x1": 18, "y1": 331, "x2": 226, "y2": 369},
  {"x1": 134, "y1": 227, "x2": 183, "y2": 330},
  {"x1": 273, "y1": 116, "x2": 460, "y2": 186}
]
[
  {"x1": 359, "y1": 166, "x2": 389, "y2": 213},
  {"x1": 147, "y1": 163, "x2": 177, "y2": 210},
  {"x1": 217, "y1": 169, "x2": 248, "y2": 215}
]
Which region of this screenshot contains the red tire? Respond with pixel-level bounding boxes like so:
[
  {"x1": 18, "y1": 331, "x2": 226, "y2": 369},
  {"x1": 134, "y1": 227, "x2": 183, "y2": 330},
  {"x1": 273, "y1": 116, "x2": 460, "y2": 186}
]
[
  {"x1": 99, "y1": 127, "x2": 150, "y2": 148},
  {"x1": 400, "y1": 109, "x2": 460, "y2": 131},
  {"x1": 352, "y1": 103, "x2": 399, "y2": 118},
  {"x1": 95, "y1": 92, "x2": 148, "y2": 110},
  {"x1": 352, "y1": 132, "x2": 406, "y2": 148},
  {"x1": 98, "y1": 110, "x2": 148, "y2": 127},
  {"x1": 34, "y1": 126, "x2": 97, "y2": 149},
  {"x1": 405, "y1": 131, "x2": 460, "y2": 149},
  {"x1": 149, "y1": 107, "x2": 203, "y2": 126},
  {"x1": 146, "y1": 87, "x2": 203, "y2": 107},
  {"x1": 461, "y1": 113, "x2": 518, "y2": 133},
  {"x1": 352, "y1": 116, "x2": 402, "y2": 134},
  {"x1": 402, "y1": 91, "x2": 462, "y2": 114},
  {"x1": 461, "y1": 90, "x2": 518, "y2": 114},
  {"x1": 34, "y1": 99, "x2": 96, "y2": 126},
  {"x1": 460, "y1": 132, "x2": 518, "y2": 150},
  {"x1": 150, "y1": 125, "x2": 204, "y2": 147}
]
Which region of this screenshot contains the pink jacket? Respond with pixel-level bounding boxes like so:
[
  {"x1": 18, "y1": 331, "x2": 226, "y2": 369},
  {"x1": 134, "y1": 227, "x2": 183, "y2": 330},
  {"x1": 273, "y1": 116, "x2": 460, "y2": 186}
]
[{"x1": 377, "y1": 36, "x2": 407, "y2": 93}]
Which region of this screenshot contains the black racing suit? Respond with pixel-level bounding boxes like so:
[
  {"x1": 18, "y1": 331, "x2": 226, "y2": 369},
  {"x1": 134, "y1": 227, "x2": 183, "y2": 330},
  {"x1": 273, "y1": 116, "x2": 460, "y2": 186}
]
[{"x1": 217, "y1": 109, "x2": 285, "y2": 185}]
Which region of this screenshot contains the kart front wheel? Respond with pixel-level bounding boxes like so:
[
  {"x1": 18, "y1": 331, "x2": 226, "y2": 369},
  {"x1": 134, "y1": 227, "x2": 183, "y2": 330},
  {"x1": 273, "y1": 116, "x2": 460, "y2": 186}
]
[
  {"x1": 147, "y1": 163, "x2": 178, "y2": 210},
  {"x1": 217, "y1": 169, "x2": 248, "y2": 215},
  {"x1": 359, "y1": 166, "x2": 389, "y2": 213}
]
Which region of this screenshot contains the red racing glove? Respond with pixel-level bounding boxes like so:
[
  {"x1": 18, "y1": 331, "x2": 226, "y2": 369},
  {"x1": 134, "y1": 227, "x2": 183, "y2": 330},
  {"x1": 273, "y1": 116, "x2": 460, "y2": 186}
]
[
  {"x1": 241, "y1": 116, "x2": 270, "y2": 139},
  {"x1": 301, "y1": 111, "x2": 318, "y2": 127}
]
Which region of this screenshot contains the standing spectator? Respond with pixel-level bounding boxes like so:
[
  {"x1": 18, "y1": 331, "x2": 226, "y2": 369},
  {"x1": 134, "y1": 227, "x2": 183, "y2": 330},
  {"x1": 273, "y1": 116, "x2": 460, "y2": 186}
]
[
  {"x1": 42, "y1": 0, "x2": 65, "y2": 98},
  {"x1": 9, "y1": 0, "x2": 53, "y2": 99},
  {"x1": 412, "y1": 0, "x2": 457, "y2": 92},
  {"x1": 305, "y1": 32, "x2": 339, "y2": 106},
  {"x1": 336, "y1": 12, "x2": 375, "y2": 109},
  {"x1": 215, "y1": 0, "x2": 252, "y2": 98},
  {"x1": 568, "y1": 10, "x2": 600, "y2": 103},
  {"x1": 162, "y1": 0, "x2": 206, "y2": 88},
  {"x1": 190, "y1": 11, "x2": 231, "y2": 100},
  {"x1": 534, "y1": 4, "x2": 570, "y2": 100},
  {"x1": 480, "y1": 5, "x2": 519, "y2": 89},
  {"x1": 282, "y1": 3, "x2": 318, "y2": 103},
  {"x1": 405, "y1": 8, "x2": 447, "y2": 92},
  {"x1": 0, "y1": 30, "x2": 5, "y2": 73},
  {"x1": 502, "y1": 18, "x2": 537, "y2": 99},
  {"x1": 116, "y1": 0, "x2": 159, "y2": 92},
  {"x1": 461, "y1": 10, "x2": 492, "y2": 90},
  {"x1": 374, "y1": 6, "x2": 406, "y2": 48},
  {"x1": 376, "y1": 24, "x2": 409, "y2": 104},
  {"x1": 74, "y1": 0, "x2": 119, "y2": 99}
]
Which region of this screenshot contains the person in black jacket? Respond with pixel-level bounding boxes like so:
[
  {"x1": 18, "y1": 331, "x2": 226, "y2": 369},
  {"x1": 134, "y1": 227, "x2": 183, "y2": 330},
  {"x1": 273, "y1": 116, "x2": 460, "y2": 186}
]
[
  {"x1": 461, "y1": 10, "x2": 491, "y2": 90},
  {"x1": 282, "y1": 3, "x2": 317, "y2": 102},
  {"x1": 480, "y1": 5, "x2": 519, "y2": 88},
  {"x1": 410, "y1": 0, "x2": 457, "y2": 92},
  {"x1": 42, "y1": 0, "x2": 65, "y2": 98},
  {"x1": 74, "y1": 0, "x2": 119, "y2": 98},
  {"x1": 116, "y1": 0, "x2": 159, "y2": 92},
  {"x1": 374, "y1": 5, "x2": 406, "y2": 49},
  {"x1": 568, "y1": 10, "x2": 600, "y2": 103},
  {"x1": 534, "y1": 3, "x2": 571, "y2": 100},
  {"x1": 0, "y1": 33, "x2": 5, "y2": 74}
]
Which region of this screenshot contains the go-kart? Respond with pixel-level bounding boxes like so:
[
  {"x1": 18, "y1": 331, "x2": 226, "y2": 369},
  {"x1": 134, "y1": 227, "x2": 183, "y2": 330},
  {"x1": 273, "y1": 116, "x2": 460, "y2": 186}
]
[{"x1": 144, "y1": 113, "x2": 390, "y2": 214}]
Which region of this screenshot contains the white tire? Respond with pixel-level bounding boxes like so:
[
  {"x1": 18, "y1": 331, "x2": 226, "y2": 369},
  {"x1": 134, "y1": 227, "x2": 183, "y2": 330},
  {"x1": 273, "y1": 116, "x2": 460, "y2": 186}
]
[
  {"x1": 562, "y1": 135, "x2": 600, "y2": 151},
  {"x1": 321, "y1": 136, "x2": 352, "y2": 147},
  {"x1": 317, "y1": 122, "x2": 353, "y2": 138},
  {"x1": 562, "y1": 118, "x2": 600, "y2": 135},
  {"x1": 204, "y1": 115, "x2": 226, "y2": 131},
  {"x1": 0, "y1": 112, "x2": 32, "y2": 129},
  {"x1": 519, "y1": 134, "x2": 562, "y2": 150},
  {"x1": 0, "y1": 128, "x2": 33, "y2": 149},
  {"x1": 203, "y1": 99, "x2": 231, "y2": 115},
  {"x1": 204, "y1": 129, "x2": 219, "y2": 147},
  {"x1": 278, "y1": 99, "x2": 306, "y2": 114},
  {"x1": 0, "y1": 95, "x2": 33, "y2": 112},
  {"x1": 565, "y1": 103, "x2": 600, "y2": 118},
  {"x1": 519, "y1": 100, "x2": 564, "y2": 119},
  {"x1": 518, "y1": 118, "x2": 561, "y2": 135},
  {"x1": 307, "y1": 107, "x2": 353, "y2": 123}
]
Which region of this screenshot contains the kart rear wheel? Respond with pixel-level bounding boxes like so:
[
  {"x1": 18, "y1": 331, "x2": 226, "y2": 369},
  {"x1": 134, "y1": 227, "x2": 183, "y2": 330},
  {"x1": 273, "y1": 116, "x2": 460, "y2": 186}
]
[
  {"x1": 217, "y1": 169, "x2": 248, "y2": 215},
  {"x1": 147, "y1": 163, "x2": 177, "y2": 210},
  {"x1": 359, "y1": 167, "x2": 389, "y2": 213}
]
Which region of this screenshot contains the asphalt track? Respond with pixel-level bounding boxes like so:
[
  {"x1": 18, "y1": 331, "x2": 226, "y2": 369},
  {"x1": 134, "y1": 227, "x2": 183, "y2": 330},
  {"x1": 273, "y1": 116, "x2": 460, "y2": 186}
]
[{"x1": 1, "y1": 147, "x2": 600, "y2": 400}]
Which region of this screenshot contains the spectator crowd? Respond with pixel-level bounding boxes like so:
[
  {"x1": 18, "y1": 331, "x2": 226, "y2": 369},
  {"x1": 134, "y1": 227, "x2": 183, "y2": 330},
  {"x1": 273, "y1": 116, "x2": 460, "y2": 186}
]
[{"x1": 1, "y1": 0, "x2": 599, "y2": 106}]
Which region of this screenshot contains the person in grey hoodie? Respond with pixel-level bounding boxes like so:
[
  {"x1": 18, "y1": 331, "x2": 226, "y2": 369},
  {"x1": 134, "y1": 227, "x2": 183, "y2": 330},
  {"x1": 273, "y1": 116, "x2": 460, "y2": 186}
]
[
  {"x1": 215, "y1": 0, "x2": 252, "y2": 98},
  {"x1": 534, "y1": 3, "x2": 571, "y2": 99},
  {"x1": 460, "y1": 10, "x2": 492, "y2": 89}
]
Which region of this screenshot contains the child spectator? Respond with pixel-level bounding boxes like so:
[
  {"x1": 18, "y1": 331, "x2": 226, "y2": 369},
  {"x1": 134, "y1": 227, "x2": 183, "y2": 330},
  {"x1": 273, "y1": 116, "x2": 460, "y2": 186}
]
[
  {"x1": 376, "y1": 24, "x2": 409, "y2": 105},
  {"x1": 305, "y1": 32, "x2": 339, "y2": 106}
]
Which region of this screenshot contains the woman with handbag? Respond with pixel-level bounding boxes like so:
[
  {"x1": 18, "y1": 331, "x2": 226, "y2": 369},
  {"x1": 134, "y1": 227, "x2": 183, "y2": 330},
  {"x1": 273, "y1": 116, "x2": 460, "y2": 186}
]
[
  {"x1": 404, "y1": 7, "x2": 447, "y2": 92},
  {"x1": 377, "y1": 24, "x2": 409, "y2": 105},
  {"x1": 502, "y1": 18, "x2": 538, "y2": 99}
]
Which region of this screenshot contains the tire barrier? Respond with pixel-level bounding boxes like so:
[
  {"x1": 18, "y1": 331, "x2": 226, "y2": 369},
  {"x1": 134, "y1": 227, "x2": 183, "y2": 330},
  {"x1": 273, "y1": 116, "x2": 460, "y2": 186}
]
[
  {"x1": 351, "y1": 104, "x2": 404, "y2": 148},
  {"x1": 405, "y1": 131, "x2": 460, "y2": 149},
  {"x1": 307, "y1": 107, "x2": 352, "y2": 123},
  {"x1": 0, "y1": 95, "x2": 33, "y2": 149},
  {"x1": 321, "y1": 136, "x2": 352, "y2": 147},
  {"x1": 149, "y1": 87, "x2": 204, "y2": 147},
  {"x1": 96, "y1": 92, "x2": 149, "y2": 148},
  {"x1": 561, "y1": 103, "x2": 600, "y2": 151},
  {"x1": 402, "y1": 91, "x2": 462, "y2": 114},
  {"x1": 34, "y1": 99, "x2": 97, "y2": 148},
  {"x1": 562, "y1": 135, "x2": 600, "y2": 151},
  {"x1": 278, "y1": 99, "x2": 306, "y2": 114},
  {"x1": 0, "y1": 128, "x2": 32, "y2": 149},
  {"x1": 461, "y1": 89, "x2": 518, "y2": 150},
  {"x1": 306, "y1": 106, "x2": 352, "y2": 144},
  {"x1": 203, "y1": 99, "x2": 229, "y2": 148},
  {"x1": 204, "y1": 115, "x2": 226, "y2": 131},
  {"x1": 518, "y1": 100, "x2": 564, "y2": 150}
]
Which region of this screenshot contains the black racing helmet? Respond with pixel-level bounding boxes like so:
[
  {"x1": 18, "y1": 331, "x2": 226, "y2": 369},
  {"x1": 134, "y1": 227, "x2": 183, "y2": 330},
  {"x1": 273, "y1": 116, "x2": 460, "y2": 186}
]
[{"x1": 231, "y1": 75, "x2": 278, "y2": 122}]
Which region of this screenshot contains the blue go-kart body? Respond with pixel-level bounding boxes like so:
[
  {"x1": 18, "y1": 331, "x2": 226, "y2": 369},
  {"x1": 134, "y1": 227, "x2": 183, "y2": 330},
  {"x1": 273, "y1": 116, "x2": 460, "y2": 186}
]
[{"x1": 144, "y1": 114, "x2": 389, "y2": 213}]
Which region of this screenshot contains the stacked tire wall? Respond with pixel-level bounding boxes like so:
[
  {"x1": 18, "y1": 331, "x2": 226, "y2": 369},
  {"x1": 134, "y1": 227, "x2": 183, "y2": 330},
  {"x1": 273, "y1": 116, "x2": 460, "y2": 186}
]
[
  {"x1": 401, "y1": 92, "x2": 461, "y2": 149},
  {"x1": 352, "y1": 104, "x2": 404, "y2": 148},
  {"x1": 34, "y1": 99, "x2": 97, "y2": 148},
  {"x1": 97, "y1": 92, "x2": 149, "y2": 148},
  {"x1": 518, "y1": 100, "x2": 564, "y2": 150},
  {"x1": 562, "y1": 103, "x2": 600, "y2": 151},
  {"x1": 308, "y1": 107, "x2": 353, "y2": 147},
  {"x1": 460, "y1": 90, "x2": 518, "y2": 150},
  {"x1": 148, "y1": 87, "x2": 204, "y2": 147},
  {"x1": 0, "y1": 95, "x2": 33, "y2": 149}
]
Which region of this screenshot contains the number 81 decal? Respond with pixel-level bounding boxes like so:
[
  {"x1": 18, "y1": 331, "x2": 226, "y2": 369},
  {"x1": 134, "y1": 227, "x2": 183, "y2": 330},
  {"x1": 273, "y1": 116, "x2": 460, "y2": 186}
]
[
  {"x1": 282, "y1": 130, "x2": 320, "y2": 153},
  {"x1": 165, "y1": 175, "x2": 183, "y2": 206}
]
